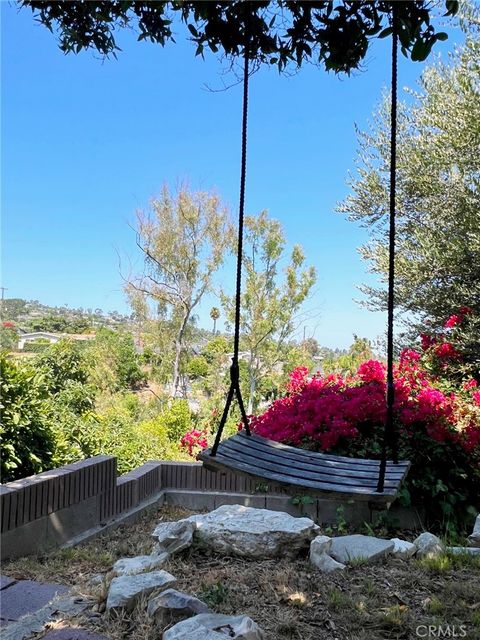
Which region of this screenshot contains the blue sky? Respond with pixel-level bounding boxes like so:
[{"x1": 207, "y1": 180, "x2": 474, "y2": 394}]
[{"x1": 1, "y1": 4, "x2": 464, "y2": 348}]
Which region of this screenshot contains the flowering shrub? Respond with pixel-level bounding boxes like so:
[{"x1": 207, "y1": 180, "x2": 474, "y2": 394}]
[
  {"x1": 180, "y1": 427, "x2": 208, "y2": 457},
  {"x1": 247, "y1": 315, "x2": 480, "y2": 533}
]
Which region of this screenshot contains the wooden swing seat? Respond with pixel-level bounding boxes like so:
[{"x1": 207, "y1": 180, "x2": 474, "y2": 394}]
[{"x1": 198, "y1": 431, "x2": 410, "y2": 504}]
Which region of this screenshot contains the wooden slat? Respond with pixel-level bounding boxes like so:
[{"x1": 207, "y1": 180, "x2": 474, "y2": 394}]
[
  {"x1": 218, "y1": 439, "x2": 399, "y2": 489},
  {"x1": 203, "y1": 445, "x2": 398, "y2": 494},
  {"x1": 198, "y1": 433, "x2": 410, "y2": 503},
  {"x1": 200, "y1": 451, "x2": 396, "y2": 503},
  {"x1": 223, "y1": 435, "x2": 406, "y2": 481},
  {"x1": 242, "y1": 433, "x2": 409, "y2": 470}
]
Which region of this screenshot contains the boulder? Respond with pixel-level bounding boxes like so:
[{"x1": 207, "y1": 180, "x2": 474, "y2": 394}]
[
  {"x1": 106, "y1": 570, "x2": 176, "y2": 612},
  {"x1": 152, "y1": 520, "x2": 195, "y2": 555},
  {"x1": 390, "y1": 538, "x2": 416, "y2": 558},
  {"x1": 329, "y1": 535, "x2": 394, "y2": 565},
  {"x1": 162, "y1": 613, "x2": 264, "y2": 640},
  {"x1": 468, "y1": 514, "x2": 480, "y2": 548},
  {"x1": 183, "y1": 505, "x2": 320, "y2": 559},
  {"x1": 148, "y1": 588, "x2": 210, "y2": 627},
  {"x1": 113, "y1": 553, "x2": 169, "y2": 577},
  {"x1": 413, "y1": 532, "x2": 445, "y2": 559}
]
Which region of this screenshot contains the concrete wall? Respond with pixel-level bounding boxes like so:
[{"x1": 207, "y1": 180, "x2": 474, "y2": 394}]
[{"x1": 1, "y1": 457, "x2": 423, "y2": 560}]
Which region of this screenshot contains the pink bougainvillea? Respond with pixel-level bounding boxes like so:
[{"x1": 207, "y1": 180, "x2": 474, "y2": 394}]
[
  {"x1": 434, "y1": 341, "x2": 459, "y2": 360},
  {"x1": 245, "y1": 321, "x2": 480, "y2": 460},
  {"x1": 180, "y1": 428, "x2": 208, "y2": 456}
]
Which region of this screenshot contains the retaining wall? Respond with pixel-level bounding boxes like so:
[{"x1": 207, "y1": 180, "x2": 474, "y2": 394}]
[{"x1": 1, "y1": 457, "x2": 423, "y2": 560}]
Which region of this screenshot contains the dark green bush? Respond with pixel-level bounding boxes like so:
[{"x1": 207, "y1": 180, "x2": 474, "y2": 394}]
[{"x1": 0, "y1": 353, "x2": 55, "y2": 482}]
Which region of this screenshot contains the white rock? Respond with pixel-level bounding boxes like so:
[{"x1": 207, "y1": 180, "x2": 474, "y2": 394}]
[
  {"x1": 106, "y1": 570, "x2": 176, "y2": 612},
  {"x1": 447, "y1": 546, "x2": 480, "y2": 556},
  {"x1": 113, "y1": 552, "x2": 169, "y2": 576},
  {"x1": 163, "y1": 613, "x2": 264, "y2": 639},
  {"x1": 329, "y1": 535, "x2": 394, "y2": 564},
  {"x1": 310, "y1": 535, "x2": 332, "y2": 555},
  {"x1": 468, "y1": 514, "x2": 480, "y2": 548},
  {"x1": 390, "y1": 538, "x2": 416, "y2": 557},
  {"x1": 310, "y1": 551, "x2": 346, "y2": 573},
  {"x1": 148, "y1": 588, "x2": 210, "y2": 627},
  {"x1": 413, "y1": 532, "x2": 445, "y2": 559},
  {"x1": 152, "y1": 520, "x2": 195, "y2": 555},
  {"x1": 183, "y1": 505, "x2": 320, "y2": 559}
]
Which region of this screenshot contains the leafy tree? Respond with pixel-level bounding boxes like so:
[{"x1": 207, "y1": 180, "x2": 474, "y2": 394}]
[
  {"x1": 1, "y1": 298, "x2": 27, "y2": 321},
  {"x1": 0, "y1": 324, "x2": 18, "y2": 351},
  {"x1": 338, "y1": 28, "x2": 480, "y2": 367},
  {"x1": 19, "y1": 1, "x2": 458, "y2": 73},
  {"x1": 210, "y1": 307, "x2": 220, "y2": 335},
  {"x1": 127, "y1": 185, "x2": 232, "y2": 397},
  {"x1": 35, "y1": 339, "x2": 91, "y2": 394},
  {"x1": 88, "y1": 327, "x2": 145, "y2": 391},
  {"x1": 222, "y1": 211, "x2": 316, "y2": 413},
  {"x1": 0, "y1": 354, "x2": 55, "y2": 482},
  {"x1": 322, "y1": 335, "x2": 374, "y2": 375},
  {"x1": 186, "y1": 354, "x2": 209, "y2": 379}
]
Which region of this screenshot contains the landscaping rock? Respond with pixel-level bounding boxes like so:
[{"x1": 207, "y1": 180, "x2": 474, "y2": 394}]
[
  {"x1": 329, "y1": 535, "x2": 394, "y2": 564},
  {"x1": 413, "y1": 532, "x2": 445, "y2": 559},
  {"x1": 106, "y1": 570, "x2": 176, "y2": 612},
  {"x1": 148, "y1": 588, "x2": 210, "y2": 627},
  {"x1": 447, "y1": 546, "x2": 480, "y2": 556},
  {"x1": 183, "y1": 505, "x2": 320, "y2": 559},
  {"x1": 310, "y1": 552, "x2": 346, "y2": 573},
  {"x1": 113, "y1": 552, "x2": 169, "y2": 576},
  {"x1": 163, "y1": 613, "x2": 264, "y2": 639},
  {"x1": 390, "y1": 538, "x2": 416, "y2": 557},
  {"x1": 310, "y1": 536, "x2": 345, "y2": 572},
  {"x1": 310, "y1": 535, "x2": 332, "y2": 556},
  {"x1": 152, "y1": 520, "x2": 195, "y2": 555},
  {"x1": 468, "y1": 514, "x2": 480, "y2": 548}
]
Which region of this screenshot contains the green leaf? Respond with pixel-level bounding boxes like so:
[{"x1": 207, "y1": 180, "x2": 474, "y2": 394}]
[{"x1": 378, "y1": 27, "x2": 393, "y2": 39}]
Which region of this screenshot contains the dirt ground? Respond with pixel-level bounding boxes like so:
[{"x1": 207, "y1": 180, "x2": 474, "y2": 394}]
[{"x1": 3, "y1": 505, "x2": 480, "y2": 640}]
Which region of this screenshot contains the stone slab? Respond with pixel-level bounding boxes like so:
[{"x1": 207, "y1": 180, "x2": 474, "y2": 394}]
[
  {"x1": 184, "y1": 504, "x2": 320, "y2": 559},
  {"x1": 330, "y1": 534, "x2": 394, "y2": 564},
  {"x1": 0, "y1": 596, "x2": 91, "y2": 640},
  {"x1": 0, "y1": 576, "x2": 16, "y2": 590},
  {"x1": 0, "y1": 580, "x2": 70, "y2": 621},
  {"x1": 42, "y1": 630, "x2": 109, "y2": 640}
]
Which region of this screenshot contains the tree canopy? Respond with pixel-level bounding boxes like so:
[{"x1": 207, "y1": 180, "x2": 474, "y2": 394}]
[
  {"x1": 20, "y1": 1, "x2": 458, "y2": 73},
  {"x1": 338, "y1": 22, "x2": 480, "y2": 374}
]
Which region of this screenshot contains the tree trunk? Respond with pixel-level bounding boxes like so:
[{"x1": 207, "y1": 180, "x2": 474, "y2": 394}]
[
  {"x1": 247, "y1": 353, "x2": 257, "y2": 414},
  {"x1": 172, "y1": 310, "x2": 190, "y2": 398},
  {"x1": 213, "y1": 318, "x2": 217, "y2": 335}
]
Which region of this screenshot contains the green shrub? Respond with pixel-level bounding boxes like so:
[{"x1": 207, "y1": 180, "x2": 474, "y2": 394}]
[
  {"x1": 0, "y1": 353, "x2": 55, "y2": 481},
  {"x1": 87, "y1": 328, "x2": 145, "y2": 391}
]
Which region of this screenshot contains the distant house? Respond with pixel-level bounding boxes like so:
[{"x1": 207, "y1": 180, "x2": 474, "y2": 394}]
[{"x1": 17, "y1": 332, "x2": 95, "y2": 350}]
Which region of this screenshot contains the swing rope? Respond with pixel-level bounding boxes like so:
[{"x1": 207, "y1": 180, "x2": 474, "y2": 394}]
[
  {"x1": 211, "y1": 15, "x2": 251, "y2": 456},
  {"x1": 377, "y1": 2, "x2": 399, "y2": 492},
  {"x1": 211, "y1": 4, "x2": 401, "y2": 495}
]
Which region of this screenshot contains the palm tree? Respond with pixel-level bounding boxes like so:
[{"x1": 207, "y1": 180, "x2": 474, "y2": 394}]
[{"x1": 210, "y1": 307, "x2": 220, "y2": 335}]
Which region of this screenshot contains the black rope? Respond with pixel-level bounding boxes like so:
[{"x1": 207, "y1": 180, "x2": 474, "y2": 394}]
[
  {"x1": 377, "y1": 3, "x2": 399, "y2": 493},
  {"x1": 211, "y1": 16, "x2": 251, "y2": 456}
]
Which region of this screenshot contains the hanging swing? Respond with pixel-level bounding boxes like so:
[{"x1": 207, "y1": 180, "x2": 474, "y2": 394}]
[{"x1": 198, "y1": 5, "x2": 410, "y2": 505}]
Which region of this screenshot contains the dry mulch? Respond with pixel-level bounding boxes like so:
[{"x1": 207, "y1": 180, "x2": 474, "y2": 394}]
[{"x1": 3, "y1": 505, "x2": 480, "y2": 640}]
